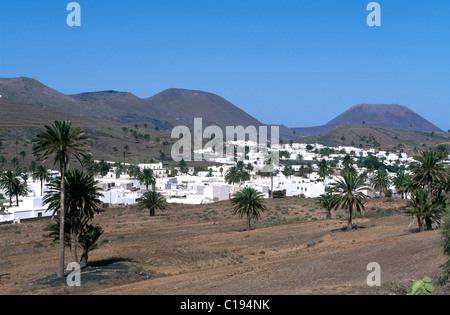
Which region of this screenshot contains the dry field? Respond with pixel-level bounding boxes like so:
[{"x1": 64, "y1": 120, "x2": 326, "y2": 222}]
[{"x1": 0, "y1": 197, "x2": 448, "y2": 295}]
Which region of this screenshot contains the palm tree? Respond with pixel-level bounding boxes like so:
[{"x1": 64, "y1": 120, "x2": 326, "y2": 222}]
[
  {"x1": 342, "y1": 154, "x2": 354, "y2": 170},
  {"x1": 78, "y1": 224, "x2": 104, "y2": 267},
  {"x1": 137, "y1": 191, "x2": 167, "y2": 216},
  {"x1": 11, "y1": 157, "x2": 19, "y2": 169},
  {"x1": 318, "y1": 159, "x2": 330, "y2": 182},
  {"x1": 122, "y1": 145, "x2": 129, "y2": 163},
  {"x1": 139, "y1": 168, "x2": 156, "y2": 192},
  {"x1": 178, "y1": 158, "x2": 188, "y2": 175},
  {"x1": 370, "y1": 167, "x2": 390, "y2": 198},
  {"x1": 316, "y1": 192, "x2": 337, "y2": 220},
  {"x1": 127, "y1": 165, "x2": 142, "y2": 179},
  {"x1": 393, "y1": 170, "x2": 412, "y2": 199},
  {"x1": 231, "y1": 187, "x2": 267, "y2": 231},
  {"x1": 298, "y1": 165, "x2": 307, "y2": 178},
  {"x1": 225, "y1": 167, "x2": 241, "y2": 185},
  {"x1": 435, "y1": 144, "x2": 449, "y2": 161},
  {"x1": 32, "y1": 120, "x2": 90, "y2": 278},
  {"x1": 410, "y1": 151, "x2": 448, "y2": 194},
  {"x1": 305, "y1": 162, "x2": 313, "y2": 178},
  {"x1": 441, "y1": 208, "x2": 450, "y2": 280},
  {"x1": 98, "y1": 160, "x2": 111, "y2": 177},
  {"x1": 21, "y1": 173, "x2": 29, "y2": 191},
  {"x1": 29, "y1": 160, "x2": 38, "y2": 174},
  {"x1": 331, "y1": 171, "x2": 371, "y2": 231},
  {"x1": 0, "y1": 170, "x2": 16, "y2": 207},
  {"x1": 1, "y1": 172, "x2": 28, "y2": 207},
  {"x1": 114, "y1": 162, "x2": 125, "y2": 184},
  {"x1": 282, "y1": 165, "x2": 294, "y2": 178},
  {"x1": 19, "y1": 150, "x2": 26, "y2": 165},
  {"x1": 0, "y1": 156, "x2": 6, "y2": 170},
  {"x1": 404, "y1": 189, "x2": 443, "y2": 232},
  {"x1": 44, "y1": 220, "x2": 103, "y2": 268},
  {"x1": 44, "y1": 169, "x2": 103, "y2": 263},
  {"x1": 85, "y1": 161, "x2": 100, "y2": 177},
  {"x1": 162, "y1": 140, "x2": 170, "y2": 155},
  {"x1": 9, "y1": 175, "x2": 28, "y2": 206},
  {"x1": 33, "y1": 165, "x2": 50, "y2": 196}
]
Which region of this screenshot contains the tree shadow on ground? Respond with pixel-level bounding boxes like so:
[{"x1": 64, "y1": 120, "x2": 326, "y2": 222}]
[
  {"x1": 31, "y1": 257, "x2": 135, "y2": 288},
  {"x1": 86, "y1": 257, "x2": 134, "y2": 268}
]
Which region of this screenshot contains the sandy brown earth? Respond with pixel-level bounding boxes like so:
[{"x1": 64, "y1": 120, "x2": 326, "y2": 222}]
[{"x1": 0, "y1": 197, "x2": 448, "y2": 295}]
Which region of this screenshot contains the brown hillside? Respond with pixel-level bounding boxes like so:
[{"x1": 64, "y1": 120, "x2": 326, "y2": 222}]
[{"x1": 301, "y1": 124, "x2": 450, "y2": 153}]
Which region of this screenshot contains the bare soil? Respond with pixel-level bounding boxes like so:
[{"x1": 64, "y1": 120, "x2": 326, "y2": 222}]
[{"x1": 0, "y1": 197, "x2": 448, "y2": 295}]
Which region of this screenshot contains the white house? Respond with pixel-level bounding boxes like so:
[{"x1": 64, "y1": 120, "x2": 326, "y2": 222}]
[
  {"x1": 138, "y1": 162, "x2": 167, "y2": 176},
  {"x1": 0, "y1": 196, "x2": 51, "y2": 223},
  {"x1": 285, "y1": 178, "x2": 326, "y2": 198}
]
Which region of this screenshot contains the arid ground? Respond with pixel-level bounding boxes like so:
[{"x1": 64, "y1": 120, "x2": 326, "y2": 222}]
[{"x1": 0, "y1": 197, "x2": 448, "y2": 295}]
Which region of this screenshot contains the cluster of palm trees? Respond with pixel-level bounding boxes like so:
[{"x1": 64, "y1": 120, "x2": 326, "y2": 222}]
[
  {"x1": 404, "y1": 151, "x2": 449, "y2": 231},
  {"x1": 132, "y1": 166, "x2": 167, "y2": 217},
  {"x1": 0, "y1": 170, "x2": 28, "y2": 207},
  {"x1": 0, "y1": 161, "x2": 50, "y2": 208},
  {"x1": 224, "y1": 162, "x2": 251, "y2": 186},
  {"x1": 316, "y1": 171, "x2": 372, "y2": 231},
  {"x1": 43, "y1": 169, "x2": 103, "y2": 267},
  {"x1": 29, "y1": 120, "x2": 168, "y2": 276},
  {"x1": 315, "y1": 148, "x2": 449, "y2": 232},
  {"x1": 32, "y1": 120, "x2": 104, "y2": 277}
]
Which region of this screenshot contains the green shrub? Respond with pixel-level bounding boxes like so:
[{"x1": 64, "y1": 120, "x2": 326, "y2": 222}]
[
  {"x1": 409, "y1": 277, "x2": 435, "y2": 295},
  {"x1": 389, "y1": 277, "x2": 435, "y2": 295}
]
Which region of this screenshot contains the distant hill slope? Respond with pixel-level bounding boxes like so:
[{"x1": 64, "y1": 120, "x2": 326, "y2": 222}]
[
  {"x1": 0, "y1": 77, "x2": 78, "y2": 111},
  {"x1": 0, "y1": 97, "x2": 173, "y2": 165},
  {"x1": 145, "y1": 88, "x2": 263, "y2": 127},
  {"x1": 300, "y1": 123, "x2": 449, "y2": 152},
  {"x1": 292, "y1": 104, "x2": 443, "y2": 137},
  {"x1": 0, "y1": 97, "x2": 124, "y2": 130},
  {"x1": 0, "y1": 77, "x2": 295, "y2": 139}
]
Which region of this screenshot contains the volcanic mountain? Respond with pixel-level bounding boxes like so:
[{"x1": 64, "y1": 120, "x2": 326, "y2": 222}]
[{"x1": 292, "y1": 104, "x2": 444, "y2": 137}]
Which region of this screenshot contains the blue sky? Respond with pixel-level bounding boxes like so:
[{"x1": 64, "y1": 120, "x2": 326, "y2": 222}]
[{"x1": 0, "y1": 0, "x2": 449, "y2": 131}]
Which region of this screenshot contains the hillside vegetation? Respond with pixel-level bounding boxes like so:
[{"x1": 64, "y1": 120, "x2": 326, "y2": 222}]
[{"x1": 300, "y1": 124, "x2": 450, "y2": 153}]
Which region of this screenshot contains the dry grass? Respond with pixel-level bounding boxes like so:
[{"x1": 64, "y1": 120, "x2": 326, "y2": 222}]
[{"x1": 0, "y1": 197, "x2": 448, "y2": 295}]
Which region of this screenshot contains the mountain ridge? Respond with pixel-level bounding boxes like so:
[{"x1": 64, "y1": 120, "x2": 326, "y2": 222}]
[{"x1": 0, "y1": 77, "x2": 444, "y2": 140}]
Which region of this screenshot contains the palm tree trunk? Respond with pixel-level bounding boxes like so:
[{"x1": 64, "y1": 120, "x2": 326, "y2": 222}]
[
  {"x1": 417, "y1": 216, "x2": 424, "y2": 232},
  {"x1": 9, "y1": 183, "x2": 12, "y2": 207},
  {"x1": 347, "y1": 205, "x2": 353, "y2": 231},
  {"x1": 326, "y1": 210, "x2": 332, "y2": 220},
  {"x1": 425, "y1": 217, "x2": 433, "y2": 231},
  {"x1": 270, "y1": 173, "x2": 273, "y2": 199},
  {"x1": 57, "y1": 163, "x2": 66, "y2": 278},
  {"x1": 80, "y1": 252, "x2": 88, "y2": 268},
  {"x1": 41, "y1": 179, "x2": 44, "y2": 197},
  {"x1": 246, "y1": 216, "x2": 251, "y2": 231},
  {"x1": 70, "y1": 215, "x2": 78, "y2": 263}
]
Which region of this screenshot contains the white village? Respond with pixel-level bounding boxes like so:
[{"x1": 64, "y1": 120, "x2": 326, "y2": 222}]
[{"x1": 0, "y1": 139, "x2": 433, "y2": 224}]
